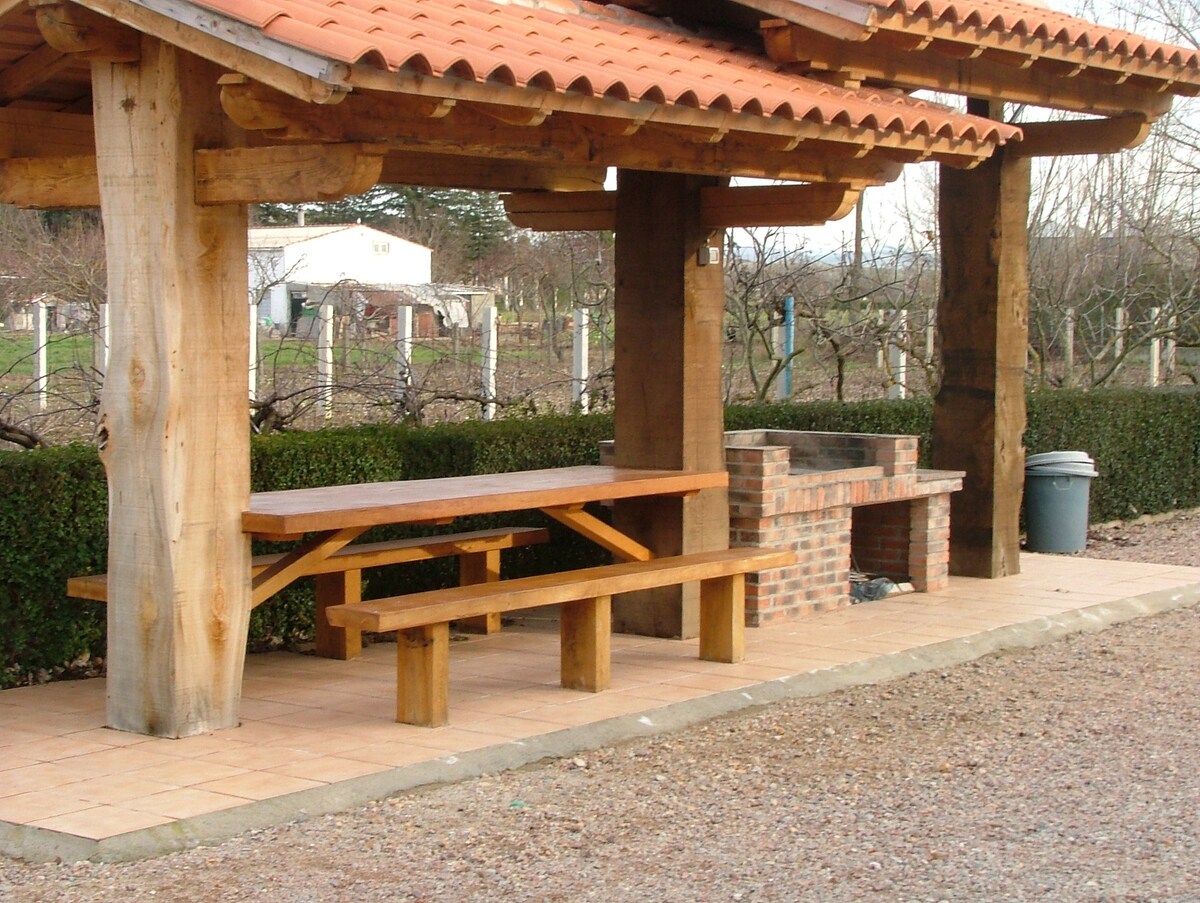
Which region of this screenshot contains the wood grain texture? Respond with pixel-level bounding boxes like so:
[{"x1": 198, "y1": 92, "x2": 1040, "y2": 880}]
[
  {"x1": 611, "y1": 170, "x2": 731, "y2": 639},
  {"x1": 94, "y1": 40, "x2": 252, "y2": 737},
  {"x1": 933, "y1": 100, "x2": 1029, "y2": 579}
]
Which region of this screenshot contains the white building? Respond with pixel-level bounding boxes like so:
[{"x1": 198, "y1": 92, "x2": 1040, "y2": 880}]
[{"x1": 249, "y1": 224, "x2": 433, "y2": 334}]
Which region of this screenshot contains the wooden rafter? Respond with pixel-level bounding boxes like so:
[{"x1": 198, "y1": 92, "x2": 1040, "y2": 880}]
[
  {"x1": 219, "y1": 77, "x2": 965, "y2": 187},
  {"x1": 762, "y1": 21, "x2": 1178, "y2": 120},
  {"x1": 0, "y1": 43, "x2": 75, "y2": 103},
  {"x1": 32, "y1": 0, "x2": 139, "y2": 61},
  {"x1": 503, "y1": 182, "x2": 860, "y2": 231}
]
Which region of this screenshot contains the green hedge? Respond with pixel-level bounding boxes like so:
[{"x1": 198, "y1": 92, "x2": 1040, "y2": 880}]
[{"x1": 2, "y1": 391, "x2": 1197, "y2": 684}]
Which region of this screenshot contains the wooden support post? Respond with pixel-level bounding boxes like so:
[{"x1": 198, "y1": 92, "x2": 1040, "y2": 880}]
[
  {"x1": 933, "y1": 100, "x2": 1029, "y2": 578},
  {"x1": 93, "y1": 39, "x2": 252, "y2": 736},
  {"x1": 611, "y1": 170, "x2": 730, "y2": 639},
  {"x1": 318, "y1": 301, "x2": 333, "y2": 419},
  {"x1": 698, "y1": 574, "x2": 745, "y2": 664},
  {"x1": 560, "y1": 595, "x2": 611, "y2": 691},
  {"x1": 396, "y1": 623, "x2": 450, "y2": 727},
  {"x1": 456, "y1": 548, "x2": 502, "y2": 634},
  {"x1": 314, "y1": 570, "x2": 363, "y2": 660}
]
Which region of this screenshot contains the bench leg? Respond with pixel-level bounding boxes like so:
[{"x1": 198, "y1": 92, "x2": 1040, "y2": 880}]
[
  {"x1": 560, "y1": 594, "x2": 611, "y2": 692},
  {"x1": 396, "y1": 622, "x2": 450, "y2": 727},
  {"x1": 699, "y1": 574, "x2": 745, "y2": 664},
  {"x1": 315, "y1": 570, "x2": 363, "y2": 660},
  {"x1": 456, "y1": 549, "x2": 502, "y2": 635}
]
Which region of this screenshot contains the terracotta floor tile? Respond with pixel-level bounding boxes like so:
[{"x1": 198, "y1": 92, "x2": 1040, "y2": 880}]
[
  {"x1": 31, "y1": 805, "x2": 172, "y2": 840},
  {"x1": 60, "y1": 774, "x2": 178, "y2": 806},
  {"x1": 192, "y1": 771, "x2": 323, "y2": 801},
  {"x1": 267, "y1": 755, "x2": 388, "y2": 783},
  {"x1": 4, "y1": 734, "x2": 116, "y2": 764},
  {"x1": 134, "y1": 734, "x2": 251, "y2": 760},
  {"x1": 200, "y1": 745, "x2": 322, "y2": 771},
  {"x1": 339, "y1": 742, "x2": 442, "y2": 768},
  {"x1": 56, "y1": 746, "x2": 179, "y2": 778},
  {"x1": 124, "y1": 787, "x2": 248, "y2": 819},
  {"x1": 0, "y1": 790, "x2": 97, "y2": 824},
  {"x1": 1, "y1": 762, "x2": 90, "y2": 796},
  {"x1": 127, "y1": 758, "x2": 250, "y2": 788}
]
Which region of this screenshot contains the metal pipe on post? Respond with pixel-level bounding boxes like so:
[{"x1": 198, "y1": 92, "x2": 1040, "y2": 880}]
[
  {"x1": 318, "y1": 301, "x2": 334, "y2": 420},
  {"x1": 1063, "y1": 307, "x2": 1075, "y2": 387},
  {"x1": 1149, "y1": 306, "x2": 1161, "y2": 387},
  {"x1": 775, "y1": 294, "x2": 794, "y2": 401},
  {"x1": 572, "y1": 306, "x2": 589, "y2": 413},
  {"x1": 482, "y1": 305, "x2": 497, "y2": 421}
]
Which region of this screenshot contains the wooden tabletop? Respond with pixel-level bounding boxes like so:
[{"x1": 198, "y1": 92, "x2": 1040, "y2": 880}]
[{"x1": 243, "y1": 466, "x2": 728, "y2": 536}]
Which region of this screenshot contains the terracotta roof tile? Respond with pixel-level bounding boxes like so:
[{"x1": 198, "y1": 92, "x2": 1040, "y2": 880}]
[
  {"x1": 873, "y1": 0, "x2": 1200, "y2": 72},
  {"x1": 193, "y1": 0, "x2": 1018, "y2": 145}
]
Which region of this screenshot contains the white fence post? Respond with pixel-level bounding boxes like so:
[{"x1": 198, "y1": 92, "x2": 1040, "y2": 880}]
[
  {"x1": 875, "y1": 309, "x2": 886, "y2": 369},
  {"x1": 1114, "y1": 306, "x2": 1126, "y2": 358},
  {"x1": 94, "y1": 302, "x2": 110, "y2": 379},
  {"x1": 482, "y1": 305, "x2": 497, "y2": 421},
  {"x1": 318, "y1": 301, "x2": 334, "y2": 419},
  {"x1": 1149, "y1": 306, "x2": 1161, "y2": 387},
  {"x1": 886, "y1": 309, "x2": 908, "y2": 400},
  {"x1": 395, "y1": 304, "x2": 414, "y2": 406},
  {"x1": 33, "y1": 298, "x2": 48, "y2": 411},
  {"x1": 1165, "y1": 313, "x2": 1178, "y2": 378},
  {"x1": 572, "y1": 307, "x2": 589, "y2": 413},
  {"x1": 248, "y1": 302, "x2": 259, "y2": 401}
]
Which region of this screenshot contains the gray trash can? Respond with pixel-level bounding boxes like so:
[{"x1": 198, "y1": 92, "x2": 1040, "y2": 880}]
[{"x1": 1024, "y1": 451, "x2": 1098, "y2": 553}]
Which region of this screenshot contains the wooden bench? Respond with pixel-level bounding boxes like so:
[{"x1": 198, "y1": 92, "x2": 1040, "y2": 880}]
[
  {"x1": 325, "y1": 546, "x2": 797, "y2": 726},
  {"x1": 67, "y1": 526, "x2": 550, "y2": 658}
]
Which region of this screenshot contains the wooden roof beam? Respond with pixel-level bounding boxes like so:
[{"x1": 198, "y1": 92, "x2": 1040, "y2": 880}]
[
  {"x1": 503, "y1": 182, "x2": 861, "y2": 231},
  {"x1": 0, "y1": 43, "x2": 75, "y2": 103}
]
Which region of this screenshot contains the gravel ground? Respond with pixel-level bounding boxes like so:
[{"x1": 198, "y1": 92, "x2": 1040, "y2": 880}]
[{"x1": 3, "y1": 511, "x2": 1199, "y2": 902}]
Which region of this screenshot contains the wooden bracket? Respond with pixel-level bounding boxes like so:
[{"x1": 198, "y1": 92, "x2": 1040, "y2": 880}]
[
  {"x1": 541, "y1": 505, "x2": 655, "y2": 562},
  {"x1": 1008, "y1": 115, "x2": 1152, "y2": 158},
  {"x1": 32, "y1": 0, "x2": 139, "y2": 62}
]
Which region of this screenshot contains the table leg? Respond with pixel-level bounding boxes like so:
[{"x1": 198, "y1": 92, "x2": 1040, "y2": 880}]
[
  {"x1": 456, "y1": 548, "x2": 502, "y2": 634},
  {"x1": 698, "y1": 574, "x2": 745, "y2": 663},
  {"x1": 314, "y1": 570, "x2": 363, "y2": 660}
]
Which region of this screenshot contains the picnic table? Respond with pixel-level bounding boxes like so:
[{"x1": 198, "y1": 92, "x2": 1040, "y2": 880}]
[{"x1": 242, "y1": 465, "x2": 731, "y2": 608}]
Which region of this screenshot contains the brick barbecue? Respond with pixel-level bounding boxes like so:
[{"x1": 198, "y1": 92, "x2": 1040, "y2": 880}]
[{"x1": 723, "y1": 430, "x2": 964, "y2": 624}]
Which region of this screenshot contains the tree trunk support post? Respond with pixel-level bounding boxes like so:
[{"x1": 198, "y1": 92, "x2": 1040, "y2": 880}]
[
  {"x1": 611, "y1": 170, "x2": 730, "y2": 639},
  {"x1": 93, "y1": 38, "x2": 253, "y2": 737},
  {"x1": 933, "y1": 99, "x2": 1030, "y2": 578}
]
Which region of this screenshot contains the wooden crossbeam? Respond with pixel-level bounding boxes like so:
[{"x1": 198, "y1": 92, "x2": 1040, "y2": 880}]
[
  {"x1": 0, "y1": 143, "x2": 390, "y2": 208},
  {"x1": 503, "y1": 182, "x2": 861, "y2": 231}
]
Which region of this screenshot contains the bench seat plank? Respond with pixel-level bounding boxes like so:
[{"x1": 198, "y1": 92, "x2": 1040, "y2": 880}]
[
  {"x1": 325, "y1": 546, "x2": 796, "y2": 726},
  {"x1": 325, "y1": 547, "x2": 795, "y2": 633}
]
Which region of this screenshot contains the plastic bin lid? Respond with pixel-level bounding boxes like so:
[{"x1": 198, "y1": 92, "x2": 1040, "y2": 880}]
[
  {"x1": 1025, "y1": 462, "x2": 1099, "y2": 478},
  {"x1": 1026, "y1": 451, "x2": 1094, "y2": 467}
]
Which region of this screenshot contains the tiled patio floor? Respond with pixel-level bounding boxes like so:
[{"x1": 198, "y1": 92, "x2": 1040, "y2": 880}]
[{"x1": 2, "y1": 553, "x2": 1199, "y2": 861}]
